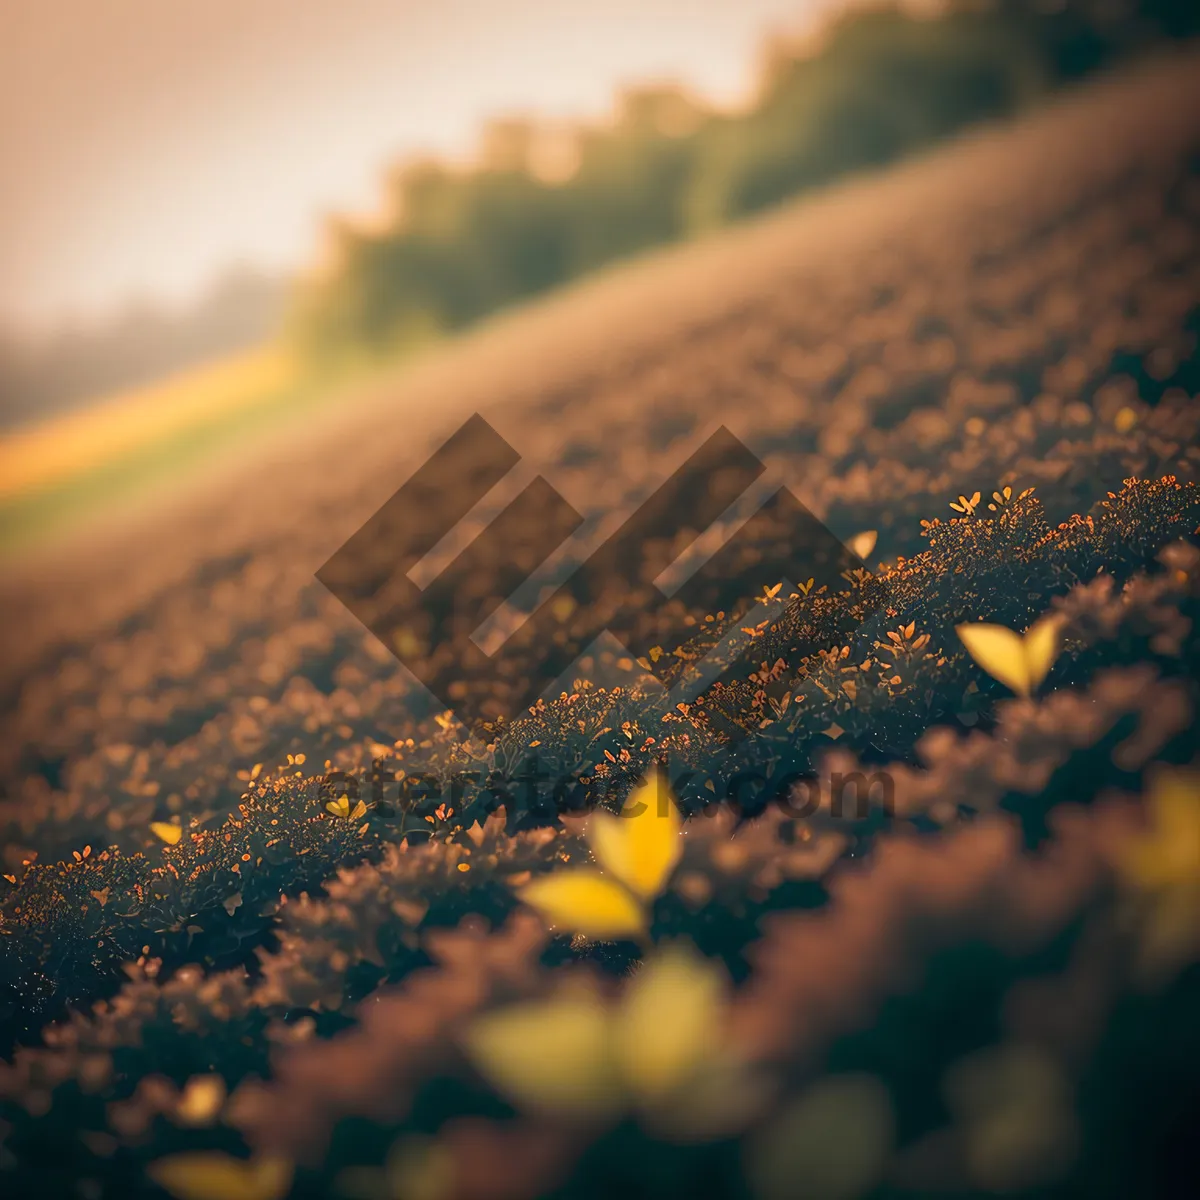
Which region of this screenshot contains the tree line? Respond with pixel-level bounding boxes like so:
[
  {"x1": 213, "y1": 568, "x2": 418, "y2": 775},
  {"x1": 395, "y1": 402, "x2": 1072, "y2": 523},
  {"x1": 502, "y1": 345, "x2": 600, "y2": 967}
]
[{"x1": 294, "y1": 1, "x2": 1199, "y2": 359}]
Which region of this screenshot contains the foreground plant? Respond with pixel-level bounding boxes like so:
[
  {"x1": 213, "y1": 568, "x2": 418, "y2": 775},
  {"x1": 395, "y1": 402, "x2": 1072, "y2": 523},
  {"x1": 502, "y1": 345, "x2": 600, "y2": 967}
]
[
  {"x1": 1115, "y1": 765, "x2": 1200, "y2": 983},
  {"x1": 955, "y1": 613, "x2": 1064, "y2": 698},
  {"x1": 148, "y1": 1152, "x2": 291, "y2": 1200},
  {"x1": 515, "y1": 765, "x2": 682, "y2": 941},
  {"x1": 464, "y1": 942, "x2": 764, "y2": 1138}
]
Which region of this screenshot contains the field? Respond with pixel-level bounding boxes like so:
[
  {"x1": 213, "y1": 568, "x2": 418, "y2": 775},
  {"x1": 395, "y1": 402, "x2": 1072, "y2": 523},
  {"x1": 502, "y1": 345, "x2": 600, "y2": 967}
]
[
  {"x1": 0, "y1": 348, "x2": 310, "y2": 555},
  {"x1": 1, "y1": 50, "x2": 1199, "y2": 1200}
]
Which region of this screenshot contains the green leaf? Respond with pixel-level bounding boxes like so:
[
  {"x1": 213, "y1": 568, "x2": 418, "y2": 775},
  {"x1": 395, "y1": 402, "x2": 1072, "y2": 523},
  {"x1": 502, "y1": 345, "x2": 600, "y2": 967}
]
[{"x1": 747, "y1": 1075, "x2": 894, "y2": 1200}]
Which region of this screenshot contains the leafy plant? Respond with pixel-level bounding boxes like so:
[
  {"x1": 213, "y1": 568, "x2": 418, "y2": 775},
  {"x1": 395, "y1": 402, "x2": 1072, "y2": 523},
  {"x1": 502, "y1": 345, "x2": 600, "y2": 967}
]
[
  {"x1": 955, "y1": 614, "x2": 1064, "y2": 698},
  {"x1": 148, "y1": 1153, "x2": 292, "y2": 1200},
  {"x1": 465, "y1": 943, "x2": 762, "y2": 1138},
  {"x1": 516, "y1": 767, "x2": 682, "y2": 941}
]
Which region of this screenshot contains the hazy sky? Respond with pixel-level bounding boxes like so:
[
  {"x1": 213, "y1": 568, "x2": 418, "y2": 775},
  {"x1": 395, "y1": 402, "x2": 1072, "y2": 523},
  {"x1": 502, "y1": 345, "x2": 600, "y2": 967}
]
[{"x1": 1, "y1": 0, "x2": 834, "y2": 334}]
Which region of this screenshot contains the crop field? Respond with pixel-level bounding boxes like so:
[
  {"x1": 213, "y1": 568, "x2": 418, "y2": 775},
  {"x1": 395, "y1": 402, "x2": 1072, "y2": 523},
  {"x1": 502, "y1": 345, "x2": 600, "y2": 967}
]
[{"x1": 1, "y1": 51, "x2": 1199, "y2": 1200}]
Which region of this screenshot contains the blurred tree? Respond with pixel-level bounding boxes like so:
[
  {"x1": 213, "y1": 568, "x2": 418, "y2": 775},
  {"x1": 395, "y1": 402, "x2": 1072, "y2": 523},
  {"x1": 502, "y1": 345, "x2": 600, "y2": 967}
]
[{"x1": 292, "y1": 0, "x2": 1200, "y2": 360}]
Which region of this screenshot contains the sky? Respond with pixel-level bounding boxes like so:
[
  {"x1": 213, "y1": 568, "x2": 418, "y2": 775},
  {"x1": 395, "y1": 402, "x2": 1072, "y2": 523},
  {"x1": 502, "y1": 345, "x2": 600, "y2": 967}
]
[{"x1": 1, "y1": 0, "x2": 836, "y2": 336}]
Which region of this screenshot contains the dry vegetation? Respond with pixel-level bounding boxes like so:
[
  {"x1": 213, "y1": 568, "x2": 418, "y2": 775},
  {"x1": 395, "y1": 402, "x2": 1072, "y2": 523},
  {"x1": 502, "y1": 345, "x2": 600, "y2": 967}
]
[{"x1": 1, "y1": 53, "x2": 1199, "y2": 1200}]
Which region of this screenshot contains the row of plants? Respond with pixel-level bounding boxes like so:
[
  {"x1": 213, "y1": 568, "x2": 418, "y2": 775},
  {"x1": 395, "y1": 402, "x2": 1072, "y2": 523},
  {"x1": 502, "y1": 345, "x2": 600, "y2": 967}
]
[{"x1": 1, "y1": 473, "x2": 1197, "y2": 1196}]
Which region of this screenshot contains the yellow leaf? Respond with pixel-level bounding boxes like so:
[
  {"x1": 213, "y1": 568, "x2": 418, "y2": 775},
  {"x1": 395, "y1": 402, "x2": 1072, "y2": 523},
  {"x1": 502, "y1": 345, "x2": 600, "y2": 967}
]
[
  {"x1": 1136, "y1": 880, "x2": 1200, "y2": 985},
  {"x1": 955, "y1": 616, "x2": 1063, "y2": 698},
  {"x1": 587, "y1": 766, "x2": 682, "y2": 901},
  {"x1": 748, "y1": 1075, "x2": 894, "y2": 1200},
  {"x1": 645, "y1": 1047, "x2": 773, "y2": 1141},
  {"x1": 518, "y1": 869, "x2": 646, "y2": 939},
  {"x1": 1114, "y1": 406, "x2": 1138, "y2": 433},
  {"x1": 148, "y1": 1153, "x2": 291, "y2": 1200},
  {"x1": 956, "y1": 623, "x2": 1029, "y2": 695},
  {"x1": 1116, "y1": 774, "x2": 1200, "y2": 983},
  {"x1": 383, "y1": 1135, "x2": 456, "y2": 1200},
  {"x1": 174, "y1": 1075, "x2": 226, "y2": 1127},
  {"x1": 955, "y1": 624, "x2": 1032, "y2": 700},
  {"x1": 1120, "y1": 768, "x2": 1200, "y2": 891},
  {"x1": 464, "y1": 992, "x2": 623, "y2": 1119},
  {"x1": 614, "y1": 944, "x2": 724, "y2": 1107},
  {"x1": 151, "y1": 822, "x2": 183, "y2": 846},
  {"x1": 1022, "y1": 615, "x2": 1064, "y2": 692},
  {"x1": 847, "y1": 530, "x2": 877, "y2": 561}
]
